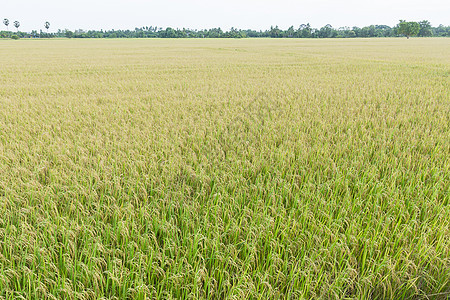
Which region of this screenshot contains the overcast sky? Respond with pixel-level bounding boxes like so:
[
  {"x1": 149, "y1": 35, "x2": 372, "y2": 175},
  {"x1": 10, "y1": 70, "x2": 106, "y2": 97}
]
[{"x1": 1, "y1": 0, "x2": 449, "y2": 32}]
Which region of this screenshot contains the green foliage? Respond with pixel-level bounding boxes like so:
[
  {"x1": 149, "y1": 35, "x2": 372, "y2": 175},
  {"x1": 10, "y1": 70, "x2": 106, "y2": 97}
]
[
  {"x1": 65, "y1": 30, "x2": 73, "y2": 38},
  {"x1": 433, "y1": 24, "x2": 450, "y2": 36},
  {"x1": 0, "y1": 20, "x2": 449, "y2": 39},
  {"x1": 11, "y1": 34, "x2": 19, "y2": 40},
  {"x1": 418, "y1": 20, "x2": 432, "y2": 37},
  {"x1": 397, "y1": 20, "x2": 420, "y2": 38},
  {"x1": 161, "y1": 27, "x2": 177, "y2": 38},
  {"x1": 269, "y1": 25, "x2": 282, "y2": 38},
  {"x1": 318, "y1": 24, "x2": 337, "y2": 38}
]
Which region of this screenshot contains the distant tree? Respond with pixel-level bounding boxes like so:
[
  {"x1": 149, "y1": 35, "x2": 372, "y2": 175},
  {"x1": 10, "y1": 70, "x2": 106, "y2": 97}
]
[
  {"x1": 65, "y1": 30, "x2": 73, "y2": 38},
  {"x1": 163, "y1": 27, "x2": 176, "y2": 38},
  {"x1": 298, "y1": 23, "x2": 312, "y2": 38},
  {"x1": 13, "y1": 20, "x2": 20, "y2": 32},
  {"x1": 432, "y1": 24, "x2": 450, "y2": 37},
  {"x1": 269, "y1": 26, "x2": 281, "y2": 38},
  {"x1": 352, "y1": 26, "x2": 361, "y2": 37},
  {"x1": 397, "y1": 20, "x2": 420, "y2": 39},
  {"x1": 375, "y1": 25, "x2": 394, "y2": 37},
  {"x1": 3, "y1": 18, "x2": 9, "y2": 30},
  {"x1": 3, "y1": 22, "x2": 446, "y2": 40},
  {"x1": 286, "y1": 26, "x2": 295, "y2": 38},
  {"x1": 418, "y1": 20, "x2": 432, "y2": 37},
  {"x1": 367, "y1": 25, "x2": 376, "y2": 37},
  {"x1": 318, "y1": 24, "x2": 336, "y2": 38}
]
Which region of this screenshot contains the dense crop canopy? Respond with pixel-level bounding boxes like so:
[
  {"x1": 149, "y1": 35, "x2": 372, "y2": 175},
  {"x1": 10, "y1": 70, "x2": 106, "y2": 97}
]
[{"x1": 0, "y1": 38, "x2": 449, "y2": 299}]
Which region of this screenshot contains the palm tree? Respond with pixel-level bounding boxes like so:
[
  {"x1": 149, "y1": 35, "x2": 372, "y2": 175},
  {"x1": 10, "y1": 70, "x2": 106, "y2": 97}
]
[
  {"x1": 45, "y1": 21, "x2": 50, "y2": 33},
  {"x1": 3, "y1": 18, "x2": 9, "y2": 31},
  {"x1": 13, "y1": 21, "x2": 20, "y2": 32}
]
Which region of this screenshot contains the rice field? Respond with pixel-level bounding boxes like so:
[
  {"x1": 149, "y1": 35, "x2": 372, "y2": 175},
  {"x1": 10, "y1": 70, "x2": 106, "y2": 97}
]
[{"x1": 0, "y1": 38, "x2": 449, "y2": 299}]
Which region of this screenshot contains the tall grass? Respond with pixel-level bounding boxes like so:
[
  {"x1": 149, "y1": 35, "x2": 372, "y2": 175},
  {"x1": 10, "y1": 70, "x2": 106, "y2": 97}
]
[{"x1": 0, "y1": 38, "x2": 449, "y2": 299}]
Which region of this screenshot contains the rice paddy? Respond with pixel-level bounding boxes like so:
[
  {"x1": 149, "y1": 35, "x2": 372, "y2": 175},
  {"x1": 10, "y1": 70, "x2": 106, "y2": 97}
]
[{"x1": 0, "y1": 38, "x2": 449, "y2": 299}]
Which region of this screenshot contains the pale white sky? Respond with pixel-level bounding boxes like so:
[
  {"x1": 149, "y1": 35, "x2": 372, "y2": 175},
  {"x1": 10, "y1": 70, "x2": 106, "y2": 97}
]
[{"x1": 1, "y1": 0, "x2": 449, "y2": 32}]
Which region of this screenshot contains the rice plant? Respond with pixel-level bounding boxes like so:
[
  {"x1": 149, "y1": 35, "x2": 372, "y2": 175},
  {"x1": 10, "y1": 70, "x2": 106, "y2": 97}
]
[{"x1": 0, "y1": 38, "x2": 449, "y2": 299}]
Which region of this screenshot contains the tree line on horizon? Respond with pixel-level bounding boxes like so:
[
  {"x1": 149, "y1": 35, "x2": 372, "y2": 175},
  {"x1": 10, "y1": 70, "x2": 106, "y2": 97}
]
[{"x1": 1, "y1": 19, "x2": 449, "y2": 39}]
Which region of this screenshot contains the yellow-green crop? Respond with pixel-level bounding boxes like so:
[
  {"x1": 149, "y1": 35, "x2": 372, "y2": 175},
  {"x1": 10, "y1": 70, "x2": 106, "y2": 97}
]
[{"x1": 0, "y1": 38, "x2": 449, "y2": 299}]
